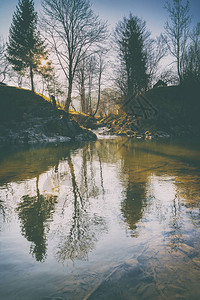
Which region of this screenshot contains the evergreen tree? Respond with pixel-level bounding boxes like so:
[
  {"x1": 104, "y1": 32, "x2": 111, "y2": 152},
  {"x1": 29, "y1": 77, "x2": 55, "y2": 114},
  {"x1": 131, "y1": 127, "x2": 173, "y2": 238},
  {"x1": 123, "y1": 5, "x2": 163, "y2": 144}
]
[
  {"x1": 7, "y1": 0, "x2": 47, "y2": 91},
  {"x1": 114, "y1": 14, "x2": 150, "y2": 100}
]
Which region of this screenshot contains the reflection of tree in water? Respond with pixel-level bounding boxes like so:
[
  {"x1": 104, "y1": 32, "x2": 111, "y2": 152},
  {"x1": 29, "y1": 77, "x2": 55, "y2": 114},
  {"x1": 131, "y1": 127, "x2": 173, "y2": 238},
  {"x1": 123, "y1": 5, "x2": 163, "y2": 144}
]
[
  {"x1": 0, "y1": 199, "x2": 5, "y2": 219},
  {"x1": 80, "y1": 144, "x2": 100, "y2": 199},
  {"x1": 167, "y1": 192, "x2": 184, "y2": 250},
  {"x1": 56, "y1": 152, "x2": 106, "y2": 263},
  {"x1": 121, "y1": 181, "x2": 147, "y2": 235},
  {"x1": 17, "y1": 176, "x2": 57, "y2": 262},
  {"x1": 0, "y1": 199, "x2": 6, "y2": 231},
  {"x1": 172, "y1": 172, "x2": 200, "y2": 244},
  {"x1": 112, "y1": 141, "x2": 148, "y2": 236},
  {"x1": 56, "y1": 205, "x2": 104, "y2": 262}
]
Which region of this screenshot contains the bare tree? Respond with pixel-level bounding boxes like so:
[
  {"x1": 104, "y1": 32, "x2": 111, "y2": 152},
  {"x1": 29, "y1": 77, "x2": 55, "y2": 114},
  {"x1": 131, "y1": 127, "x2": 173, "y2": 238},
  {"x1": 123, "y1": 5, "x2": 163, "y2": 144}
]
[
  {"x1": 41, "y1": 0, "x2": 108, "y2": 112},
  {"x1": 75, "y1": 54, "x2": 97, "y2": 114},
  {"x1": 0, "y1": 36, "x2": 9, "y2": 83},
  {"x1": 98, "y1": 88, "x2": 121, "y2": 116},
  {"x1": 164, "y1": 0, "x2": 191, "y2": 83},
  {"x1": 87, "y1": 55, "x2": 97, "y2": 114},
  {"x1": 182, "y1": 23, "x2": 200, "y2": 84},
  {"x1": 38, "y1": 59, "x2": 64, "y2": 99},
  {"x1": 76, "y1": 55, "x2": 97, "y2": 114},
  {"x1": 146, "y1": 35, "x2": 168, "y2": 87},
  {"x1": 92, "y1": 52, "x2": 106, "y2": 117},
  {"x1": 159, "y1": 68, "x2": 179, "y2": 85},
  {"x1": 76, "y1": 58, "x2": 87, "y2": 113},
  {"x1": 75, "y1": 49, "x2": 107, "y2": 116}
]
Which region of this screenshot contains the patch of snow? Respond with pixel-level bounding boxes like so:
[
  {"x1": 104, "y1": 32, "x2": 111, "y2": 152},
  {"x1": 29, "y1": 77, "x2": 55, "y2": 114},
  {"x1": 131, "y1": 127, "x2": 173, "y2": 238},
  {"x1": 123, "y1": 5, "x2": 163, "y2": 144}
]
[
  {"x1": 27, "y1": 134, "x2": 71, "y2": 144},
  {"x1": 75, "y1": 134, "x2": 84, "y2": 141}
]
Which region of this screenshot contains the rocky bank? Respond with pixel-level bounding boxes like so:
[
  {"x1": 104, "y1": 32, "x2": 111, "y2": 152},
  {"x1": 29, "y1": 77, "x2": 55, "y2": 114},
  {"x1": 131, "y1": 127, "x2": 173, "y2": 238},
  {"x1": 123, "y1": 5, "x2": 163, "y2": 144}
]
[{"x1": 0, "y1": 85, "x2": 96, "y2": 144}]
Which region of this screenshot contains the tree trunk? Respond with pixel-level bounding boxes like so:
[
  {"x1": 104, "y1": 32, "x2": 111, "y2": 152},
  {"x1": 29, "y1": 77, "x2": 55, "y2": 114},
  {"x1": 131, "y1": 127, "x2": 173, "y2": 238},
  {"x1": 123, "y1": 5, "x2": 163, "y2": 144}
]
[
  {"x1": 88, "y1": 74, "x2": 92, "y2": 115},
  {"x1": 92, "y1": 72, "x2": 101, "y2": 117},
  {"x1": 30, "y1": 65, "x2": 34, "y2": 92},
  {"x1": 81, "y1": 86, "x2": 86, "y2": 113},
  {"x1": 80, "y1": 73, "x2": 86, "y2": 113},
  {"x1": 177, "y1": 56, "x2": 183, "y2": 83},
  {"x1": 65, "y1": 79, "x2": 72, "y2": 113},
  {"x1": 177, "y1": 38, "x2": 182, "y2": 84}
]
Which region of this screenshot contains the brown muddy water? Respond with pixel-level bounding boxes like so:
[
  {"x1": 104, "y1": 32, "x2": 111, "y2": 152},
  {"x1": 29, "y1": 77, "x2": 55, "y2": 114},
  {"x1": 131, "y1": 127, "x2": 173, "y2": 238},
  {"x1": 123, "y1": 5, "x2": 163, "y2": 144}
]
[{"x1": 0, "y1": 137, "x2": 200, "y2": 300}]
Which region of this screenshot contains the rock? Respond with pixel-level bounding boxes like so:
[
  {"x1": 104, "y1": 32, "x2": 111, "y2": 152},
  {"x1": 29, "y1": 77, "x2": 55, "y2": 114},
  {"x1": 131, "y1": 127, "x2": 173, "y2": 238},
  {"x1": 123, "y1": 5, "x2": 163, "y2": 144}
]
[
  {"x1": 0, "y1": 115, "x2": 96, "y2": 144},
  {"x1": 0, "y1": 85, "x2": 97, "y2": 144}
]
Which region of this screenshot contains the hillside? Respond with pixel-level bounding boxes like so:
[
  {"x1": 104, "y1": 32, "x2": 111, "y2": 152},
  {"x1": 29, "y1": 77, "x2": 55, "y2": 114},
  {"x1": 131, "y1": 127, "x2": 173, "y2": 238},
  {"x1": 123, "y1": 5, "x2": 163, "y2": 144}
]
[
  {"x1": 0, "y1": 85, "x2": 96, "y2": 144},
  {"x1": 141, "y1": 84, "x2": 200, "y2": 136},
  {"x1": 146, "y1": 84, "x2": 199, "y2": 129},
  {"x1": 99, "y1": 84, "x2": 200, "y2": 138}
]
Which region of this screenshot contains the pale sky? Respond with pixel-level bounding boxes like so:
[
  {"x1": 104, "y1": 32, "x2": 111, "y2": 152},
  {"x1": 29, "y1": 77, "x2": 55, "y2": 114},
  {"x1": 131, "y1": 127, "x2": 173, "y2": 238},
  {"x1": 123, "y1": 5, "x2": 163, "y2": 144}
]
[{"x1": 0, "y1": 0, "x2": 199, "y2": 39}]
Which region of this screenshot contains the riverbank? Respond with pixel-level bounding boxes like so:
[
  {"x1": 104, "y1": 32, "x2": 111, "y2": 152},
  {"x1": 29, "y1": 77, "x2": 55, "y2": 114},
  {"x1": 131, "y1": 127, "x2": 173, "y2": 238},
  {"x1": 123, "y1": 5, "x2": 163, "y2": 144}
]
[
  {"x1": 0, "y1": 83, "x2": 199, "y2": 143},
  {"x1": 94, "y1": 84, "x2": 200, "y2": 139},
  {"x1": 0, "y1": 85, "x2": 96, "y2": 144}
]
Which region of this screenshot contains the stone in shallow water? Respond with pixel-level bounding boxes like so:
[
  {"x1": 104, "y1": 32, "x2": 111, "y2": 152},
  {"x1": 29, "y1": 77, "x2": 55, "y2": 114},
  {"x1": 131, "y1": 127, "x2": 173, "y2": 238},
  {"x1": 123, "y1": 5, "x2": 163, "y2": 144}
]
[{"x1": 83, "y1": 260, "x2": 160, "y2": 300}]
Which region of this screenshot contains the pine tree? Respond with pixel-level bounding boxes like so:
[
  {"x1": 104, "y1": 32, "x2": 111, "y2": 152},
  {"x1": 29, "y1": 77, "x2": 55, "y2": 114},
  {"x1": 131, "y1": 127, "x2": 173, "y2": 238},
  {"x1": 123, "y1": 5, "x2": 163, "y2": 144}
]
[
  {"x1": 115, "y1": 14, "x2": 150, "y2": 99},
  {"x1": 7, "y1": 0, "x2": 46, "y2": 91}
]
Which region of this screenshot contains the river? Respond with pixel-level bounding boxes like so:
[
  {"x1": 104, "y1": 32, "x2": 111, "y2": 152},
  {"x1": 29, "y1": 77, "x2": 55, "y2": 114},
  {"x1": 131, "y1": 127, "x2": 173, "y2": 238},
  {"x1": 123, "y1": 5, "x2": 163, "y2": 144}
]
[{"x1": 0, "y1": 137, "x2": 200, "y2": 299}]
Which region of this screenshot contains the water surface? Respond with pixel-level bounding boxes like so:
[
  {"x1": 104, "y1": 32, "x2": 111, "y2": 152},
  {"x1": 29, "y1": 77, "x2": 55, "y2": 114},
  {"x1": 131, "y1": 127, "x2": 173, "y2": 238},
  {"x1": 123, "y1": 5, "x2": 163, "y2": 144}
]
[{"x1": 0, "y1": 137, "x2": 200, "y2": 299}]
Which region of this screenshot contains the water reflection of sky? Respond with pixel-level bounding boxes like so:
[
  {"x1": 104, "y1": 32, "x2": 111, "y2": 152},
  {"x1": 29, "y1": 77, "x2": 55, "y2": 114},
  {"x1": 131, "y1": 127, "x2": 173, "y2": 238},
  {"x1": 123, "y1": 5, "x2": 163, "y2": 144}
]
[{"x1": 0, "y1": 138, "x2": 200, "y2": 299}]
